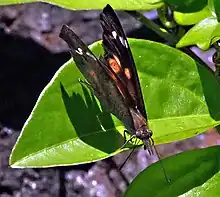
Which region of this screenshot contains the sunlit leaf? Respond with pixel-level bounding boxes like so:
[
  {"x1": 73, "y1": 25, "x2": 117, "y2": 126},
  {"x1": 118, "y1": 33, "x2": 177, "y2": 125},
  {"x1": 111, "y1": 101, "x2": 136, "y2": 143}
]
[
  {"x1": 176, "y1": 17, "x2": 220, "y2": 50},
  {"x1": 0, "y1": 0, "x2": 163, "y2": 10},
  {"x1": 10, "y1": 39, "x2": 220, "y2": 168}
]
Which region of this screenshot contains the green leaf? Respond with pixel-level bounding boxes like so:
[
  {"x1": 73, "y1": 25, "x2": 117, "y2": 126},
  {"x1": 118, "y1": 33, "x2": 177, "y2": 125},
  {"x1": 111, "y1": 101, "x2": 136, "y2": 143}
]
[
  {"x1": 124, "y1": 146, "x2": 220, "y2": 197},
  {"x1": 212, "y1": 0, "x2": 220, "y2": 22},
  {"x1": 165, "y1": 0, "x2": 208, "y2": 13},
  {"x1": 184, "y1": 171, "x2": 220, "y2": 196},
  {"x1": 176, "y1": 17, "x2": 220, "y2": 50},
  {"x1": 174, "y1": 6, "x2": 212, "y2": 25},
  {"x1": 10, "y1": 39, "x2": 220, "y2": 168},
  {"x1": 0, "y1": 0, "x2": 163, "y2": 10}
]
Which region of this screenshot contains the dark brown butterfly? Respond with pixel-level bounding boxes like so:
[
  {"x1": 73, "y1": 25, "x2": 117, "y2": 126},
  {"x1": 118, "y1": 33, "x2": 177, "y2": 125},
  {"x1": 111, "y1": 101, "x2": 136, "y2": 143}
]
[{"x1": 59, "y1": 4, "x2": 153, "y2": 153}]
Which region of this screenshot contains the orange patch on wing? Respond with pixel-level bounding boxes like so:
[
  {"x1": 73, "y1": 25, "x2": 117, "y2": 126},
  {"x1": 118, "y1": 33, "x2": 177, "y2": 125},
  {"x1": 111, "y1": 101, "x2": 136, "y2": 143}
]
[
  {"x1": 108, "y1": 71, "x2": 125, "y2": 99},
  {"x1": 113, "y1": 55, "x2": 121, "y2": 66},
  {"x1": 109, "y1": 72, "x2": 117, "y2": 81},
  {"x1": 89, "y1": 70, "x2": 97, "y2": 80},
  {"x1": 90, "y1": 70, "x2": 96, "y2": 76},
  {"x1": 124, "y1": 68, "x2": 131, "y2": 79},
  {"x1": 108, "y1": 55, "x2": 121, "y2": 74}
]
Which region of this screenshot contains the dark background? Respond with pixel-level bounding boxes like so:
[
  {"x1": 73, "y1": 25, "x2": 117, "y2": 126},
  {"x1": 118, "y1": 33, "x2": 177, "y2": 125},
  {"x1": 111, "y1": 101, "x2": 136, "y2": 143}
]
[{"x1": 0, "y1": 2, "x2": 219, "y2": 197}]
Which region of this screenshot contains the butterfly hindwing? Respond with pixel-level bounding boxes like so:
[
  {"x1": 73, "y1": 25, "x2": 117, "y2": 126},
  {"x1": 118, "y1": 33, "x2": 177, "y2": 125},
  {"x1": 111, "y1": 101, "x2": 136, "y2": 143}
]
[
  {"x1": 100, "y1": 4, "x2": 147, "y2": 119},
  {"x1": 59, "y1": 25, "x2": 135, "y2": 130}
]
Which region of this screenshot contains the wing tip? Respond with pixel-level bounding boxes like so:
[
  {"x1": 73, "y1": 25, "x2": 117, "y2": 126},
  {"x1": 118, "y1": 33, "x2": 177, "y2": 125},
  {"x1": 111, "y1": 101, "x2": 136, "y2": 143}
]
[
  {"x1": 59, "y1": 24, "x2": 70, "y2": 39},
  {"x1": 103, "y1": 4, "x2": 113, "y2": 11},
  {"x1": 59, "y1": 25, "x2": 84, "y2": 51},
  {"x1": 102, "y1": 4, "x2": 115, "y2": 16}
]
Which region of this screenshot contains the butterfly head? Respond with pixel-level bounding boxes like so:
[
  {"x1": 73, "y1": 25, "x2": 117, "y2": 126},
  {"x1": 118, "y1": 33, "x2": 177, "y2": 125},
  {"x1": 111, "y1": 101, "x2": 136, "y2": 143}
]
[{"x1": 135, "y1": 126, "x2": 153, "y2": 151}]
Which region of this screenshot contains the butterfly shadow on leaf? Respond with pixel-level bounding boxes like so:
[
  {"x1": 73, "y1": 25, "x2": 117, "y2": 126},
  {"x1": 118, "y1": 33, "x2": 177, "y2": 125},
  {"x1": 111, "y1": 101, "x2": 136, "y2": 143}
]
[{"x1": 60, "y1": 82, "x2": 128, "y2": 154}]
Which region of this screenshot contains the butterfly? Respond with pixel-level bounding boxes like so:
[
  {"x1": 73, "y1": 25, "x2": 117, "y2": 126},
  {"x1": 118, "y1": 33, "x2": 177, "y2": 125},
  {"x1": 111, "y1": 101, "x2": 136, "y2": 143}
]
[{"x1": 59, "y1": 4, "x2": 153, "y2": 153}]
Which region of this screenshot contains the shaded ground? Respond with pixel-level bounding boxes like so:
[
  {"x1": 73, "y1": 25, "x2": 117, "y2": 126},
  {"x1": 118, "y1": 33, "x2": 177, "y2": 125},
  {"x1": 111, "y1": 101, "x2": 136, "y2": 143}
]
[{"x1": 0, "y1": 2, "x2": 220, "y2": 197}]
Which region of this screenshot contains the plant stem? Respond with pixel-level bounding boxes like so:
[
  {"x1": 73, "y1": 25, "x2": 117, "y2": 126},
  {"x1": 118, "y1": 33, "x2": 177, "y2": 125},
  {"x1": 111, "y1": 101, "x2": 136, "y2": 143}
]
[
  {"x1": 126, "y1": 11, "x2": 178, "y2": 45},
  {"x1": 157, "y1": 5, "x2": 177, "y2": 29}
]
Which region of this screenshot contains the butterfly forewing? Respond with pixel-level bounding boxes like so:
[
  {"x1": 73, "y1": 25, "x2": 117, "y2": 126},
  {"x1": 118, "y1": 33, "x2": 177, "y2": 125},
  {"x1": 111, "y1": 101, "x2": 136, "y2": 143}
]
[
  {"x1": 60, "y1": 4, "x2": 153, "y2": 151},
  {"x1": 100, "y1": 5, "x2": 147, "y2": 119},
  {"x1": 59, "y1": 25, "x2": 135, "y2": 130}
]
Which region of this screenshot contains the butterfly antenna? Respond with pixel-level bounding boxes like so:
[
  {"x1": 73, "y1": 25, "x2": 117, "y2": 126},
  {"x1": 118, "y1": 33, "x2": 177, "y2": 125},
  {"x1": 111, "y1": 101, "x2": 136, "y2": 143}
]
[
  {"x1": 152, "y1": 140, "x2": 171, "y2": 184},
  {"x1": 119, "y1": 139, "x2": 138, "y2": 170}
]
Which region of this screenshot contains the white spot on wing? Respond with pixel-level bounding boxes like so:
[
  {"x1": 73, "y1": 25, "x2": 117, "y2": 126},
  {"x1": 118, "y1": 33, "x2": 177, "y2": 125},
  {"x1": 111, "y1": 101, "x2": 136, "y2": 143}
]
[
  {"x1": 86, "y1": 52, "x2": 96, "y2": 60},
  {"x1": 119, "y1": 36, "x2": 128, "y2": 48},
  {"x1": 75, "y1": 47, "x2": 83, "y2": 55},
  {"x1": 124, "y1": 40, "x2": 128, "y2": 48},
  {"x1": 119, "y1": 36, "x2": 125, "y2": 46},
  {"x1": 112, "y1": 31, "x2": 117, "y2": 39}
]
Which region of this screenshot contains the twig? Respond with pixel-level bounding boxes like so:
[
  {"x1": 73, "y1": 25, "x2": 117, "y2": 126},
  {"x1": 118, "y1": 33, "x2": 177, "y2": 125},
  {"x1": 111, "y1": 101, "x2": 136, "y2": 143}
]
[{"x1": 126, "y1": 10, "x2": 178, "y2": 45}]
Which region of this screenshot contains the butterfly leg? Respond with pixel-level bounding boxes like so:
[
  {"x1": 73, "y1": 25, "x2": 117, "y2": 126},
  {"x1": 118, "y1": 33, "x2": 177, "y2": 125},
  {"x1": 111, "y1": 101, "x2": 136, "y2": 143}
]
[
  {"x1": 123, "y1": 130, "x2": 128, "y2": 144},
  {"x1": 121, "y1": 130, "x2": 135, "y2": 149},
  {"x1": 123, "y1": 130, "x2": 135, "y2": 144},
  {"x1": 144, "y1": 138, "x2": 154, "y2": 155}
]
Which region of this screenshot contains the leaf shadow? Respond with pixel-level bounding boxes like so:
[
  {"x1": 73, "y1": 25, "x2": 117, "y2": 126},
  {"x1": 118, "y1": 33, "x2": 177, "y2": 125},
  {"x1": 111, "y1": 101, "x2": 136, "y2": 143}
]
[
  {"x1": 60, "y1": 82, "x2": 125, "y2": 154},
  {"x1": 197, "y1": 64, "x2": 220, "y2": 121}
]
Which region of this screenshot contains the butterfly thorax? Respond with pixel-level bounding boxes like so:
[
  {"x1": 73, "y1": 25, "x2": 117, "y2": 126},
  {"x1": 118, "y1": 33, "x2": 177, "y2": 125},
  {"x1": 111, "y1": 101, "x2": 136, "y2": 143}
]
[
  {"x1": 135, "y1": 125, "x2": 152, "y2": 140},
  {"x1": 129, "y1": 108, "x2": 153, "y2": 149}
]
